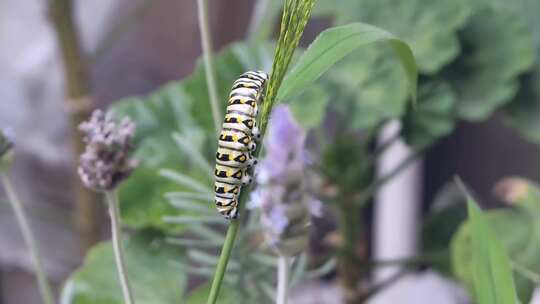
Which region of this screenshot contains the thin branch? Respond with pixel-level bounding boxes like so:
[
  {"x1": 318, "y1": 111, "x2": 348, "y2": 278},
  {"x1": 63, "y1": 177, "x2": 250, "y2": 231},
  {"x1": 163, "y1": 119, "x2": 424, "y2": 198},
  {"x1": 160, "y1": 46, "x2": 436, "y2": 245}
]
[
  {"x1": 196, "y1": 0, "x2": 222, "y2": 135},
  {"x1": 49, "y1": 0, "x2": 103, "y2": 252},
  {"x1": 1, "y1": 174, "x2": 54, "y2": 304},
  {"x1": 105, "y1": 191, "x2": 135, "y2": 304},
  {"x1": 276, "y1": 256, "x2": 290, "y2": 304},
  {"x1": 359, "y1": 270, "x2": 409, "y2": 302}
]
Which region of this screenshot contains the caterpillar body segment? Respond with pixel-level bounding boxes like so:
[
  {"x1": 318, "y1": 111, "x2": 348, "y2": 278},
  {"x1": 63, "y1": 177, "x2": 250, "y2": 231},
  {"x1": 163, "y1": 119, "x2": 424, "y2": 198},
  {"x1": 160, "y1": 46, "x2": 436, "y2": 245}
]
[
  {"x1": 216, "y1": 147, "x2": 254, "y2": 168},
  {"x1": 214, "y1": 70, "x2": 268, "y2": 219}
]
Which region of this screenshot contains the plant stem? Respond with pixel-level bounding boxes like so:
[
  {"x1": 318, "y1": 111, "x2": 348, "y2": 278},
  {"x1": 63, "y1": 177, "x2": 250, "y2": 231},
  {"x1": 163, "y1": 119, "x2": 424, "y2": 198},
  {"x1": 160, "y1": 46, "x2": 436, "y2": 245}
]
[
  {"x1": 196, "y1": 0, "x2": 222, "y2": 135},
  {"x1": 337, "y1": 195, "x2": 363, "y2": 304},
  {"x1": 105, "y1": 191, "x2": 135, "y2": 304},
  {"x1": 276, "y1": 256, "x2": 290, "y2": 304},
  {"x1": 206, "y1": 2, "x2": 316, "y2": 303},
  {"x1": 206, "y1": 219, "x2": 240, "y2": 304},
  {"x1": 1, "y1": 174, "x2": 54, "y2": 304},
  {"x1": 49, "y1": 0, "x2": 103, "y2": 253}
]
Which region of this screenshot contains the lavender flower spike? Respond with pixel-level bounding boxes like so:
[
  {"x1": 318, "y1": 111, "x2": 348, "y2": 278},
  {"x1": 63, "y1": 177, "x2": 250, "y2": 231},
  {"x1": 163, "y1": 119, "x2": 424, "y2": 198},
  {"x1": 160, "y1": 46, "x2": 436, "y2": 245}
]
[
  {"x1": 250, "y1": 105, "x2": 320, "y2": 257},
  {"x1": 78, "y1": 109, "x2": 137, "y2": 192}
]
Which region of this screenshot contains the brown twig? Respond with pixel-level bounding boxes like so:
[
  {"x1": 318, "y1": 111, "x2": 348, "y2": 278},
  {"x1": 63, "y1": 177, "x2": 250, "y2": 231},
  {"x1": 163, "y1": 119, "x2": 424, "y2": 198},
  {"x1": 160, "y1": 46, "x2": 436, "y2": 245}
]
[{"x1": 48, "y1": 0, "x2": 103, "y2": 253}]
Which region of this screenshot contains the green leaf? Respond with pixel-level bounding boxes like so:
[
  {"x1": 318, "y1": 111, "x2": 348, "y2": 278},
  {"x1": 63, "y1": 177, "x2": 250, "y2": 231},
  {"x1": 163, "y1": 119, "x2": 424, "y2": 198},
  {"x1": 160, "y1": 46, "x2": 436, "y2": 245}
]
[
  {"x1": 278, "y1": 23, "x2": 418, "y2": 104},
  {"x1": 401, "y1": 81, "x2": 457, "y2": 149},
  {"x1": 316, "y1": 0, "x2": 475, "y2": 73},
  {"x1": 421, "y1": 183, "x2": 467, "y2": 275},
  {"x1": 61, "y1": 231, "x2": 186, "y2": 304},
  {"x1": 448, "y1": 5, "x2": 535, "y2": 121},
  {"x1": 451, "y1": 178, "x2": 540, "y2": 302},
  {"x1": 288, "y1": 84, "x2": 329, "y2": 129},
  {"x1": 110, "y1": 43, "x2": 272, "y2": 232},
  {"x1": 466, "y1": 197, "x2": 518, "y2": 304},
  {"x1": 503, "y1": 63, "x2": 540, "y2": 143}
]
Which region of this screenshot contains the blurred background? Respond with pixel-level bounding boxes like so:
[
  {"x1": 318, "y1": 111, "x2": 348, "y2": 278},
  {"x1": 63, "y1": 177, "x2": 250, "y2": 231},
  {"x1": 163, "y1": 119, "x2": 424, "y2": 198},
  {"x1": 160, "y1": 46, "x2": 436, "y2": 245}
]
[{"x1": 2, "y1": 0, "x2": 540, "y2": 303}]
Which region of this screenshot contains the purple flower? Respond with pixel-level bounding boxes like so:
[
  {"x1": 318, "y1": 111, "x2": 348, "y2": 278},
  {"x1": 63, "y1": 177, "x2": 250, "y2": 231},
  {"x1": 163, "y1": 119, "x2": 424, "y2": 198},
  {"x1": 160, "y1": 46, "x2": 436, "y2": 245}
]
[
  {"x1": 78, "y1": 110, "x2": 137, "y2": 192},
  {"x1": 250, "y1": 105, "x2": 320, "y2": 256}
]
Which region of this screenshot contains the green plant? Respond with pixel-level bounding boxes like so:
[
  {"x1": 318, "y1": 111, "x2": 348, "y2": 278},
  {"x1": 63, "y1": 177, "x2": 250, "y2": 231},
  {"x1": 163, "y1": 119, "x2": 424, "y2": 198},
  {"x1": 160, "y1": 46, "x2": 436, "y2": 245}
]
[{"x1": 57, "y1": 0, "x2": 540, "y2": 303}]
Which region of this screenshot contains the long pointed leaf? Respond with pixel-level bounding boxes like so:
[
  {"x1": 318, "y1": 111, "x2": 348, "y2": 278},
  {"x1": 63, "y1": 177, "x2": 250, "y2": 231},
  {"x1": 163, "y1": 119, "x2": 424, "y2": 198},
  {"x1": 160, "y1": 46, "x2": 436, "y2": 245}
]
[
  {"x1": 463, "y1": 187, "x2": 519, "y2": 304},
  {"x1": 278, "y1": 22, "x2": 417, "y2": 103}
]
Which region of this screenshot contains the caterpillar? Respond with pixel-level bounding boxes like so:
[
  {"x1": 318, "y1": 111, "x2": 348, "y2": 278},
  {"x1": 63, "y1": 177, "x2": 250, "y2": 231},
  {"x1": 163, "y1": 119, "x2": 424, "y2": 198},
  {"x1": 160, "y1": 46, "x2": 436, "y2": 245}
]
[{"x1": 214, "y1": 71, "x2": 268, "y2": 219}]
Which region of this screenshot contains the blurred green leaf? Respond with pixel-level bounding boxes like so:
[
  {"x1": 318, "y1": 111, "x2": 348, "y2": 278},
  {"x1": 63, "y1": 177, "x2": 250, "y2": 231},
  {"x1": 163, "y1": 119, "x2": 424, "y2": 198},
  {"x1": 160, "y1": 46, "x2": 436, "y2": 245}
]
[
  {"x1": 316, "y1": 0, "x2": 475, "y2": 73},
  {"x1": 288, "y1": 85, "x2": 329, "y2": 130},
  {"x1": 448, "y1": 5, "x2": 535, "y2": 121},
  {"x1": 325, "y1": 47, "x2": 410, "y2": 130},
  {"x1": 61, "y1": 231, "x2": 186, "y2": 304},
  {"x1": 422, "y1": 183, "x2": 467, "y2": 275},
  {"x1": 451, "y1": 178, "x2": 540, "y2": 302},
  {"x1": 465, "y1": 196, "x2": 518, "y2": 304},
  {"x1": 504, "y1": 64, "x2": 540, "y2": 143},
  {"x1": 278, "y1": 23, "x2": 418, "y2": 104},
  {"x1": 110, "y1": 43, "x2": 272, "y2": 232},
  {"x1": 402, "y1": 81, "x2": 457, "y2": 149}
]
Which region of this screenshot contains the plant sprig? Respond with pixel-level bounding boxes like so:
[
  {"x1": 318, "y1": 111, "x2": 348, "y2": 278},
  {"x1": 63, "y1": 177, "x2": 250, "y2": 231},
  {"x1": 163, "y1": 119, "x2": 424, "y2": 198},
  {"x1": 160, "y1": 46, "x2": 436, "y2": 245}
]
[{"x1": 206, "y1": 1, "x2": 316, "y2": 303}]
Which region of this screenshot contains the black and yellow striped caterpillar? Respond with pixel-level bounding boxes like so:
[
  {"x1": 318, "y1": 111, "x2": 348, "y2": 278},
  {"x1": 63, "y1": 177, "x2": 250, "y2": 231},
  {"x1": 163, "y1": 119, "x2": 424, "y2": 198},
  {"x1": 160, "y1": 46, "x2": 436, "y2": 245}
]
[{"x1": 214, "y1": 71, "x2": 269, "y2": 219}]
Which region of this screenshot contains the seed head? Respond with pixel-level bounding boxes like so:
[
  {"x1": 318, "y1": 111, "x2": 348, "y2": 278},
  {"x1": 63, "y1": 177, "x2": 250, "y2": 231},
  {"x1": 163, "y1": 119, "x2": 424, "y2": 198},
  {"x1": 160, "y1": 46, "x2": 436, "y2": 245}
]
[{"x1": 78, "y1": 110, "x2": 137, "y2": 192}]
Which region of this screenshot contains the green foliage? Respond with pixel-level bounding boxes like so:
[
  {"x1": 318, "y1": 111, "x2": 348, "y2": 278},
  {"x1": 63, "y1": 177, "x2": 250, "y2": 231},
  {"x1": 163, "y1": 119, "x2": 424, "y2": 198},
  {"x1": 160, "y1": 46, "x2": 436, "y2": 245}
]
[
  {"x1": 465, "y1": 196, "x2": 519, "y2": 304},
  {"x1": 504, "y1": 61, "x2": 540, "y2": 143},
  {"x1": 314, "y1": 0, "x2": 539, "y2": 143},
  {"x1": 402, "y1": 81, "x2": 456, "y2": 149},
  {"x1": 288, "y1": 84, "x2": 329, "y2": 129},
  {"x1": 314, "y1": 0, "x2": 475, "y2": 74},
  {"x1": 421, "y1": 183, "x2": 467, "y2": 275},
  {"x1": 321, "y1": 136, "x2": 372, "y2": 193},
  {"x1": 61, "y1": 231, "x2": 186, "y2": 304},
  {"x1": 278, "y1": 22, "x2": 418, "y2": 103},
  {"x1": 448, "y1": 5, "x2": 535, "y2": 121},
  {"x1": 451, "y1": 178, "x2": 540, "y2": 302}
]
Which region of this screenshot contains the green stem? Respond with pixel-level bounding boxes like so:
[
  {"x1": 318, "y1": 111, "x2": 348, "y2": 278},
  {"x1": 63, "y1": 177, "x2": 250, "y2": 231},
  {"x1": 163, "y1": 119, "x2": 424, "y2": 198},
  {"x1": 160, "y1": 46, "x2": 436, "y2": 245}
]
[
  {"x1": 206, "y1": 218, "x2": 240, "y2": 304},
  {"x1": 105, "y1": 191, "x2": 135, "y2": 304},
  {"x1": 196, "y1": 0, "x2": 222, "y2": 135},
  {"x1": 206, "y1": 2, "x2": 316, "y2": 302},
  {"x1": 337, "y1": 196, "x2": 363, "y2": 304},
  {"x1": 276, "y1": 256, "x2": 290, "y2": 304},
  {"x1": 1, "y1": 174, "x2": 54, "y2": 304}
]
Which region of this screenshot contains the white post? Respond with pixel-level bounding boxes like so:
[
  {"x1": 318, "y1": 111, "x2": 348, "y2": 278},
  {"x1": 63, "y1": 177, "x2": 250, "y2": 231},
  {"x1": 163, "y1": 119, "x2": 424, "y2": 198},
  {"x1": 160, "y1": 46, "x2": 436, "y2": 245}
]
[{"x1": 373, "y1": 121, "x2": 422, "y2": 283}]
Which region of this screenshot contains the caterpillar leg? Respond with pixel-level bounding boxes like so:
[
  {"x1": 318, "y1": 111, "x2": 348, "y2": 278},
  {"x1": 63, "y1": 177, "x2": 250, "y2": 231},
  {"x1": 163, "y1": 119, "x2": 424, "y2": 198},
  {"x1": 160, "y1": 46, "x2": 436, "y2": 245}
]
[
  {"x1": 248, "y1": 141, "x2": 257, "y2": 153},
  {"x1": 242, "y1": 167, "x2": 253, "y2": 186},
  {"x1": 252, "y1": 124, "x2": 261, "y2": 141}
]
